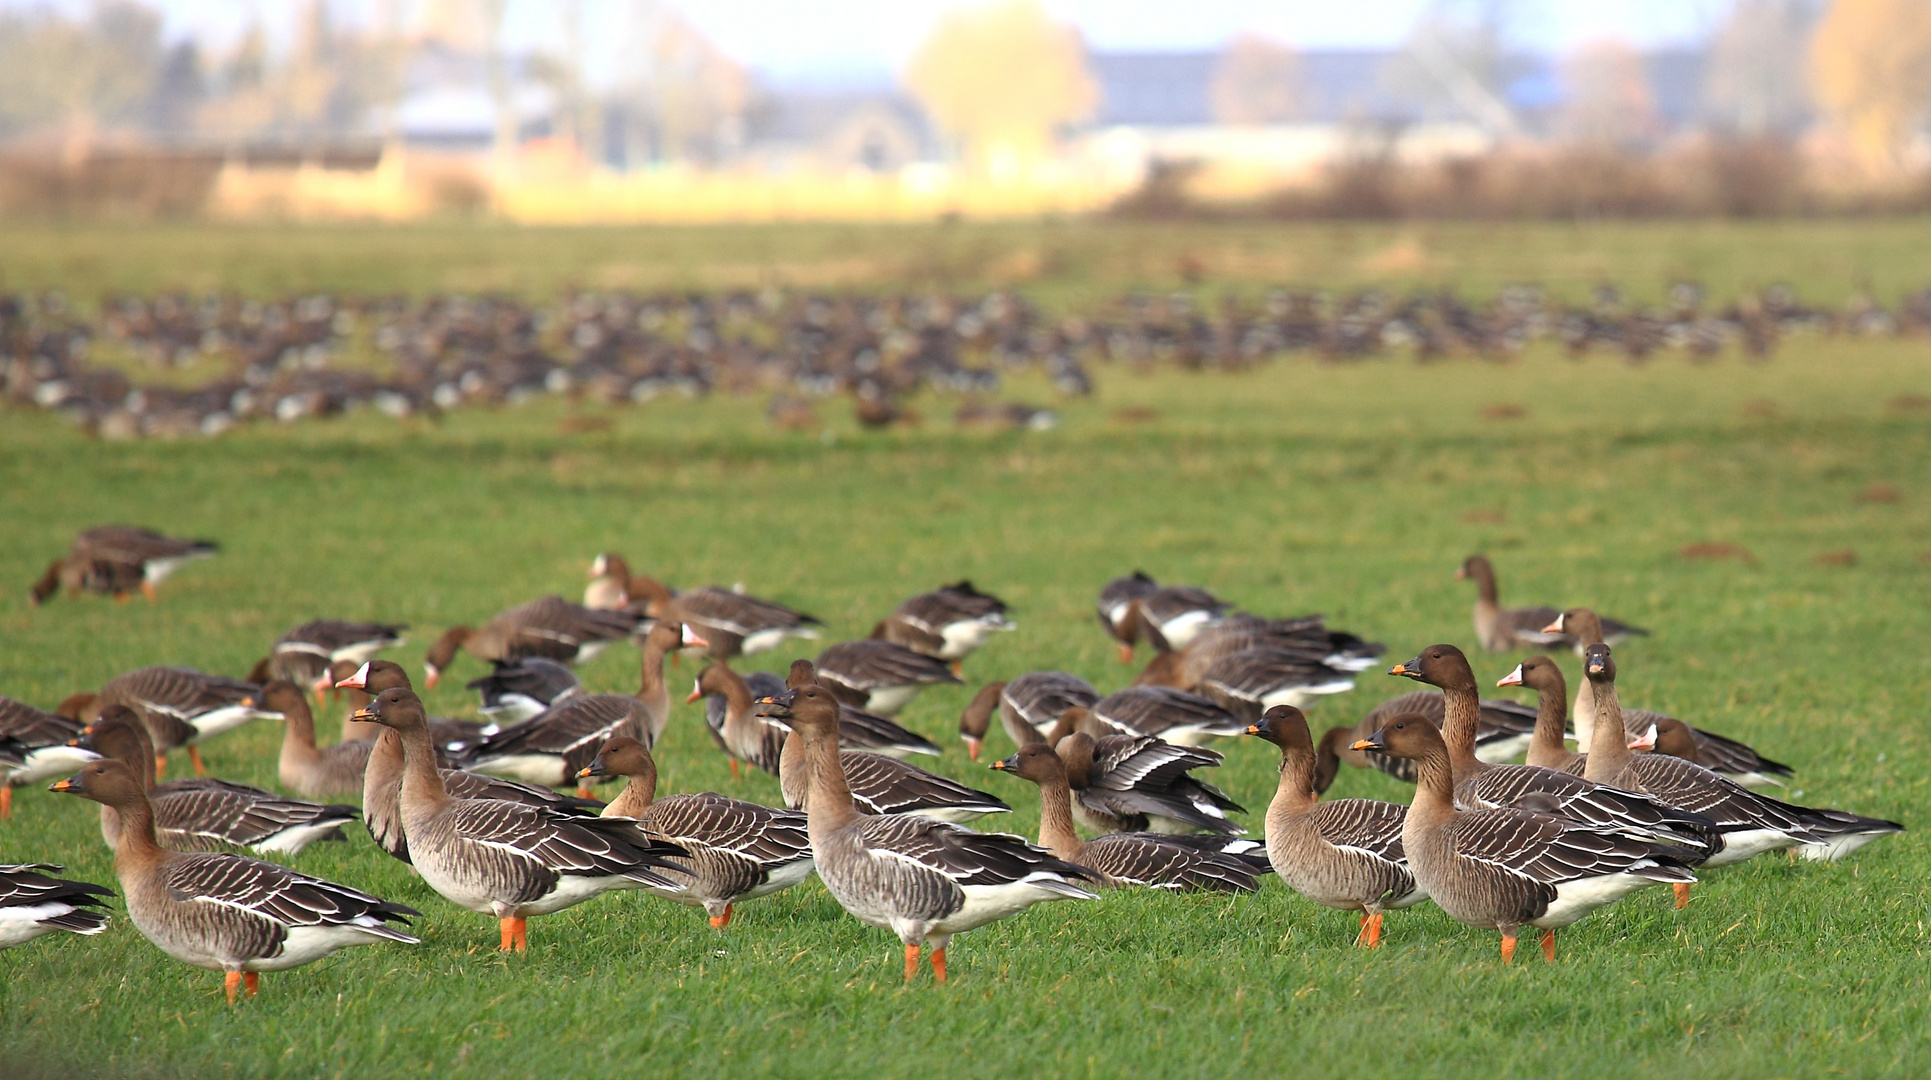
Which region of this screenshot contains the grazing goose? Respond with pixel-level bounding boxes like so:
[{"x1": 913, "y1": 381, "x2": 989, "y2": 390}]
[
  {"x1": 1098, "y1": 572, "x2": 1227, "y2": 661},
  {"x1": 1501, "y1": 656, "x2": 1582, "y2": 774},
  {"x1": 77, "y1": 707, "x2": 358, "y2": 855},
  {"x1": 0, "y1": 697, "x2": 97, "y2": 820},
  {"x1": 251, "y1": 620, "x2": 408, "y2": 699},
  {"x1": 760, "y1": 684, "x2": 1098, "y2": 982},
  {"x1": 0, "y1": 863, "x2": 112, "y2": 949},
  {"x1": 957, "y1": 682, "x2": 1006, "y2": 761},
  {"x1": 872, "y1": 581, "x2": 1015, "y2": 674},
  {"x1": 1458, "y1": 555, "x2": 1645, "y2": 653},
  {"x1": 992, "y1": 744, "x2": 1263, "y2": 893},
  {"x1": 577, "y1": 737, "x2": 814, "y2": 928},
  {"x1": 351, "y1": 688, "x2": 688, "y2": 952},
  {"x1": 1087, "y1": 686, "x2": 1247, "y2": 747},
  {"x1": 51, "y1": 759, "x2": 417, "y2": 1001},
  {"x1": 267, "y1": 681, "x2": 371, "y2": 799},
  {"x1": 1048, "y1": 721, "x2": 1246, "y2": 835},
  {"x1": 1247, "y1": 706, "x2": 1423, "y2": 946},
  {"x1": 1388, "y1": 646, "x2": 1719, "y2": 853},
  {"x1": 1355, "y1": 716, "x2": 1699, "y2": 963},
  {"x1": 583, "y1": 552, "x2": 633, "y2": 611},
  {"x1": 998, "y1": 672, "x2": 1100, "y2": 748},
  {"x1": 1551, "y1": 607, "x2": 1792, "y2": 789},
  {"x1": 693, "y1": 663, "x2": 939, "y2": 779},
  {"x1": 31, "y1": 526, "x2": 217, "y2": 605},
  {"x1": 1095, "y1": 571, "x2": 1160, "y2": 661},
  {"x1": 1311, "y1": 690, "x2": 1542, "y2": 793},
  {"x1": 1151, "y1": 616, "x2": 1386, "y2": 688},
  {"x1": 468, "y1": 658, "x2": 583, "y2": 726},
  {"x1": 334, "y1": 662, "x2": 602, "y2": 867},
  {"x1": 812, "y1": 640, "x2": 961, "y2": 716},
  {"x1": 1195, "y1": 647, "x2": 1357, "y2": 719},
  {"x1": 97, "y1": 665, "x2": 282, "y2": 777},
  {"x1": 422, "y1": 595, "x2": 644, "y2": 688},
  {"x1": 625, "y1": 573, "x2": 821, "y2": 659}
]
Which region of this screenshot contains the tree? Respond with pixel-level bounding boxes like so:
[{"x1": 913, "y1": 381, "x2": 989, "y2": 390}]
[
  {"x1": 1384, "y1": 0, "x2": 1522, "y2": 138},
  {"x1": 1557, "y1": 38, "x2": 1658, "y2": 149},
  {"x1": 0, "y1": 2, "x2": 162, "y2": 150},
  {"x1": 1702, "y1": 0, "x2": 1816, "y2": 137},
  {"x1": 1212, "y1": 32, "x2": 1303, "y2": 124},
  {"x1": 904, "y1": 0, "x2": 1096, "y2": 174},
  {"x1": 1809, "y1": 0, "x2": 1931, "y2": 167}
]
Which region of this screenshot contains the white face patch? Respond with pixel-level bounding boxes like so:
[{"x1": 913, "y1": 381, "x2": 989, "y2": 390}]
[{"x1": 339, "y1": 662, "x2": 372, "y2": 689}]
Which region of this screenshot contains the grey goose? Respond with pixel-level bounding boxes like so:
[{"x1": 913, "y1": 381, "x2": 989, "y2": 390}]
[
  {"x1": 95, "y1": 665, "x2": 283, "y2": 777},
  {"x1": 467, "y1": 658, "x2": 584, "y2": 725},
  {"x1": 31, "y1": 525, "x2": 216, "y2": 605},
  {"x1": 422, "y1": 595, "x2": 646, "y2": 689},
  {"x1": 624, "y1": 571, "x2": 821, "y2": 659},
  {"x1": 249, "y1": 620, "x2": 407, "y2": 697},
  {"x1": 266, "y1": 680, "x2": 372, "y2": 799},
  {"x1": 0, "y1": 697, "x2": 97, "y2": 820},
  {"x1": 812, "y1": 639, "x2": 961, "y2": 716},
  {"x1": 1047, "y1": 722, "x2": 1247, "y2": 836},
  {"x1": 1096, "y1": 572, "x2": 1226, "y2": 662},
  {"x1": 0, "y1": 863, "x2": 112, "y2": 950},
  {"x1": 1311, "y1": 689, "x2": 1542, "y2": 793},
  {"x1": 1087, "y1": 686, "x2": 1247, "y2": 747},
  {"x1": 996, "y1": 671, "x2": 1099, "y2": 749},
  {"x1": 694, "y1": 663, "x2": 940, "y2": 780},
  {"x1": 1457, "y1": 554, "x2": 1646, "y2": 653},
  {"x1": 872, "y1": 580, "x2": 1015, "y2": 673}
]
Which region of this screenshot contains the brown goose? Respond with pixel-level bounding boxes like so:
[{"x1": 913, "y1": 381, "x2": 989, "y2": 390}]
[
  {"x1": 1096, "y1": 572, "x2": 1227, "y2": 662},
  {"x1": 991, "y1": 744, "x2": 1263, "y2": 893},
  {"x1": 1246, "y1": 706, "x2": 1422, "y2": 946},
  {"x1": 422, "y1": 595, "x2": 645, "y2": 688},
  {"x1": 467, "y1": 658, "x2": 583, "y2": 726},
  {"x1": 351, "y1": 688, "x2": 688, "y2": 952},
  {"x1": 694, "y1": 664, "x2": 939, "y2": 779},
  {"x1": 758, "y1": 683, "x2": 1097, "y2": 983},
  {"x1": 267, "y1": 681, "x2": 371, "y2": 799},
  {"x1": 583, "y1": 552, "x2": 633, "y2": 611},
  {"x1": 625, "y1": 573, "x2": 821, "y2": 659},
  {"x1": 76, "y1": 707, "x2": 358, "y2": 856},
  {"x1": 31, "y1": 526, "x2": 216, "y2": 605},
  {"x1": 957, "y1": 682, "x2": 1006, "y2": 761},
  {"x1": 1311, "y1": 690, "x2": 1541, "y2": 793},
  {"x1": 1458, "y1": 554, "x2": 1645, "y2": 653},
  {"x1": 1194, "y1": 646, "x2": 1357, "y2": 719},
  {"x1": 1354, "y1": 716, "x2": 1698, "y2": 963},
  {"x1": 1049, "y1": 722, "x2": 1246, "y2": 836},
  {"x1": 97, "y1": 665, "x2": 282, "y2": 777},
  {"x1": 577, "y1": 737, "x2": 814, "y2": 928},
  {"x1": 249, "y1": 620, "x2": 408, "y2": 699},
  {"x1": 812, "y1": 639, "x2": 961, "y2": 716},
  {"x1": 0, "y1": 863, "x2": 112, "y2": 949},
  {"x1": 1142, "y1": 616, "x2": 1385, "y2": 691},
  {"x1": 997, "y1": 672, "x2": 1100, "y2": 748},
  {"x1": 1087, "y1": 686, "x2": 1247, "y2": 746},
  {"x1": 0, "y1": 697, "x2": 96, "y2": 820},
  {"x1": 329, "y1": 660, "x2": 493, "y2": 750},
  {"x1": 872, "y1": 581, "x2": 1014, "y2": 674},
  {"x1": 1500, "y1": 656, "x2": 1581, "y2": 774},
  {"x1": 51, "y1": 759, "x2": 417, "y2": 1001}
]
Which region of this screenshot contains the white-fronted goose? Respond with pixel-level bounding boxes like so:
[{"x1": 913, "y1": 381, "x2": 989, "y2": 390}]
[
  {"x1": 957, "y1": 682, "x2": 1005, "y2": 761},
  {"x1": 577, "y1": 737, "x2": 814, "y2": 928},
  {"x1": 97, "y1": 665, "x2": 282, "y2": 776},
  {"x1": 1458, "y1": 555, "x2": 1646, "y2": 653},
  {"x1": 991, "y1": 744, "x2": 1263, "y2": 893},
  {"x1": 52, "y1": 759, "x2": 417, "y2": 1001},
  {"x1": 1355, "y1": 715, "x2": 1698, "y2": 963},
  {"x1": 0, "y1": 697, "x2": 97, "y2": 820},
  {"x1": 1311, "y1": 689, "x2": 1543, "y2": 793},
  {"x1": 760, "y1": 684, "x2": 1098, "y2": 982},
  {"x1": 1501, "y1": 656, "x2": 1581, "y2": 774},
  {"x1": 1098, "y1": 572, "x2": 1227, "y2": 661},
  {"x1": 873, "y1": 580, "x2": 1015, "y2": 674},
  {"x1": 1050, "y1": 723, "x2": 1247, "y2": 835},
  {"x1": 250, "y1": 620, "x2": 408, "y2": 698},
  {"x1": 467, "y1": 658, "x2": 583, "y2": 725},
  {"x1": 625, "y1": 573, "x2": 821, "y2": 659},
  {"x1": 1247, "y1": 706, "x2": 1422, "y2": 946},
  {"x1": 694, "y1": 662, "x2": 939, "y2": 779},
  {"x1": 998, "y1": 672, "x2": 1099, "y2": 748},
  {"x1": 0, "y1": 863, "x2": 112, "y2": 949},
  {"x1": 812, "y1": 639, "x2": 961, "y2": 716},
  {"x1": 78, "y1": 707, "x2": 358, "y2": 855},
  {"x1": 351, "y1": 687, "x2": 688, "y2": 952},
  {"x1": 31, "y1": 525, "x2": 217, "y2": 605},
  {"x1": 1195, "y1": 646, "x2": 1356, "y2": 718},
  {"x1": 422, "y1": 595, "x2": 645, "y2": 688},
  {"x1": 266, "y1": 681, "x2": 371, "y2": 799},
  {"x1": 583, "y1": 552, "x2": 632, "y2": 611},
  {"x1": 330, "y1": 660, "x2": 494, "y2": 750},
  {"x1": 1087, "y1": 686, "x2": 1246, "y2": 746}
]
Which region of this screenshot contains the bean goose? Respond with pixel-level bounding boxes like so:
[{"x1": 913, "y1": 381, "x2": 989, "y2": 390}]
[
  {"x1": 267, "y1": 681, "x2": 371, "y2": 799},
  {"x1": 1388, "y1": 645, "x2": 1719, "y2": 853},
  {"x1": 423, "y1": 595, "x2": 645, "y2": 688},
  {"x1": 1049, "y1": 723, "x2": 1246, "y2": 836},
  {"x1": 1458, "y1": 554, "x2": 1646, "y2": 653},
  {"x1": 759, "y1": 683, "x2": 1098, "y2": 982},
  {"x1": 1311, "y1": 690, "x2": 1542, "y2": 793},
  {"x1": 350, "y1": 687, "x2": 688, "y2": 952},
  {"x1": 468, "y1": 658, "x2": 583, "y2": 725},
  {"x1": 249, "y1": 620, "x2": 408, "y2": 698},
  {"x1": 997, "y1": 672, "x2": 1099, "y2": 748},
  {"x1": 0, "y1": 863, "x2": 112, "y2": 949},
  {"x1": 1551, "y1": 607, "x2": 1792, "y2": 789},
  {"x1": 872, "y1": 580, "x2": 1015, "y2": 674},
  {"x1": 577, "y1": 737, "x2": 814, "y2": 928},
  {"x1": 77, "y1": 707, "x2": 358, "y2": 855},
  {"x1": 1097, "y1": 572, "x2": 1227, "y2": 662},
  {"x1": 30, "y1": 525, "x2": 217, "y2": 605},
  {"x1": 693, "y1": 663, "x2": 939, "y2": 779},
  {"x1": 1086, "y1": 686, "x2": 1246, "y2": 747},
  {"x1": 624, "y1": 573, "x2": 821, "y2": 659},
  {"x1": 51, "y1": 759, "x2": 417, "y2": 1001},
  {"x1": 1246, "y1": 706, "x2": 1423, "y2": 946},
  {"x1": 583, "y1": 552, "x2": 633, "y2": 611},
  {"x1": 97, "y1": 665, "x2": 282, "y2": 777},
  {"x1": 812, "y1": 640, "x2": 961, "y2": 716},
  {"x1": 334, "y1": 662, "x2": 602, "y2": 867},
  {"x1": 1354, "y1": 716, "x2": 1699, "y2": 963},
  {"x1": 1147, "y1": 615, "x2": 1386, "y2": 688},
  {"x1": 0, "y1": 697, "x2": 97, "y2": 820}
]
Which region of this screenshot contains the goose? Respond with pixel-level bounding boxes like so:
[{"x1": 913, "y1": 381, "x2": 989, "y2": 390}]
[
  {"x1": 350, "y1": 687, "x2": 689, "y2": 952},
  {"x1": 250, "y1": 620, "x2": 408, "y2": 698},
  {"x1": 583, "y1": 552, "x2": 633, "y2": 611},
  {"x1": 30, "y1": 525, "x2": 217, "y2": 605},
  {"x1": 1246, "y1": 706, "x2": 1423, "y2": 946},
  {"x1": 0, "y1": 697, "x2": 97, "y2": 820},
  {"x1": 97, "y1": 665, "x2": 282, "y2": 777},
  {"x1": 1194, "y1": 646, "x2": 1357, "y2": 718},
  {"x1": 812, "y1": 640, "x2": 961, "y2": 716},
  {"x1": 1310, "y1": 690, "x2": 1542, "y2": 793},
  {"x1": 422, "y1": 595, "x2": 644, "y2": 688},
  {"x1": 266, "y1": 680, "x2": 371, "y2": 799},
  {"x1": 1095, "y1": 571, "x2": 1160, "y2": 661},
  {"x1": 692, "y1": 662, "x2": 939, "y2": 779},
  {"x1": 468, "y1": 658, "x2": 583, "y2": 725},
  {"x1": 1549, "y1": 607, "x2": 1792, "y2": 789},
  {"x1": 759, "y1": 683, "x2": 1098, "y2": 982},
  {"x1": 1086, "y1": 686, "x2": 1247, "y2": 746},
  {"x1": 577, "y1": 737, "x2": 814, "y2": 928},
  {"x1": 1048, "y1": 719, "x2": 1246, "y2": 835},
  {"x1": 957, "y1": 682, "x2": 1006, "y2": 761},
  {"x1": 1500, "y1": 656, "x2": 1582, "y2": 774},
  {"x1": 872, "y1": 580, "x2": 1015, "y2": 674},
  {"x1": 51, "y1": 759, "x2": 417, "y2": 1001},
  {"x1": 1354, "y1": 715, "x2": 1699, "y2": 963},
  {"x1": 991, "y1": 744, "x2": 1263, "y2": 893},
  {"x1": 1158, "y1": 615, "x2": 1387, "y2": 683},
  {"x1": 76, "y1": 707, "x2": 358, "y2": 855},
  {"x1": 1457, "y1": 554, "x2": 1646, "y2": 653},
  {"x1": 997, "y1": 672, "x2": 1099, "y2": 748},
  {"x1": 0, "y1": 863, "x2": 112, "y2": 949},
  {"x1": 329, "y1": 660, "x2": 494, "y2": 749},
  {"x1": 1097, "y1": 572, "x2": 1227, "y2": 662},
  {"x1": 334, "y1": 662, "x2": 602, "y2": 867},
  {"x1": 624, "y1": 573, "x2": 821, "y2": 659}
]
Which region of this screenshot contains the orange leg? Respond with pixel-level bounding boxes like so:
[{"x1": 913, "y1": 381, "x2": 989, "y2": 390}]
[
  {"x1": 243, "y1": 972, "x2": 260, "y2": 997},
  {"x1": 729, "y1": 759, "x2": 740, "y2": 781},
  {"x1": 313, "y1": 687, "x2": 328, "y2": 709},
  {"x1": 224, "y1": 971, "x2": 242, "y2": 1004},
  {"x1": 499, "y1": 917, "x2": 516, "y2": 952},
  {"x1": 930, "y1": 947, "x2": 947, "y2": 983},
  {"x1": 1363, "y1": 911, "x2": 1384, "y2": 949},
  {"x1": 1116, "y1": 642, "x2": 1135, "y2": 664},
  {"x1": 950, "y1": 661, "x2": 964, "y2": 678},
  {"x1": 188, "y1": 747, "x2": 206, "y2": 776},
  {"x1": 708, "y1": 904, "x2": 734, "y2": 930},
  {"x1": 577, "y1": 785, "x2": 594, "y2": 800},
  {"x1": 1673, "y1": 882, "x2": 1692, "y2": 909},
  {"x1": 0, "y1": 786, "x2": 12, "y2": 821},
  {"x1": 1500, "y1": 933, "x2": 1517, "y2": 965},
  {"x1": 142, "y1": 581, "x2": 158, "y2": 603},
  {"x1": 512, "y1": 917, "x2": 528, "y2": 951},
  {"x1": 1541, "y1": 929, "x2": 1556, "y2": 962},
  {"x1": 154, "y1": 755, "x2": 168, "y2": 779},
  {"x1": 1356, "y1": 912, "x2": 1370, "y2": 945},
  {"x1": 903, "y1": 943, "x2": 920, "y2": 981}
]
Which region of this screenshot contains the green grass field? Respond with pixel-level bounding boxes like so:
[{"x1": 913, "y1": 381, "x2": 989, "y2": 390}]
[{"x1": 1, "y1": 221, "x2": 1929, "y2": 1079}]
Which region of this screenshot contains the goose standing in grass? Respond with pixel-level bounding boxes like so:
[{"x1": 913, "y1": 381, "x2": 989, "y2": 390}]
[
  {"x1": 1194, "y1": 645, "x2": 1358, "y2": 719},
  {"x1": 872, "y1": 581, "x2": 1015, "y2": 675},
  {"x1": 1046, "y1": 719, "x2": 1247, "y2": 835},
  {"x1": 266, "y1": 680, "x2": 372, "y2": 799},
  {"x1": 1355, "y1": 716, "x2": 1700, "y2": 963},
  {"x1": 0, "y1": 697, "x2": 96, "y2": 820},
  {"x1": 759, "y1": 683, "x2": 1098, "y2": 983},
  {"x1": 351, "y1": 687, "x2": 688, "y2": 952},
  {"x1": 1310, "y1": 690, "x2": 1542, "y2": 793},
  {"x1": 468, "y1": 658, "x2": 583, "y2": 725},
  {"x1": 422, "y1": 595, "x2": 644, "y2": 688},
  {"x1": 623, "y1": 572, "x2": 821, "y2": 659},
  {"x1": 1458, "y1": 555, "x2": 1645, "y2": 653},
  {"x1": 1246, "y1": 706, "x2": 1422, "y2": 946},
  {"x1": 577, "y1": 737, "x2": 813, "y2": 929},
  {"x1": 0, "y1": 863, "x2": 112, "y2": 949},
  {"x1": 52, "y1": 759, "x2": 418, "y2": 1001},
  {"x1": 249, "y1": 620, "x2": 408, "y2": 701},
  {"x1": 1097, "y1": 572, "x2": 1227, "y2": 662},
  {"x1": 996, "y1": 672, "x2": 1099, "y2": 748},
  {"x1": 94, "y1": 665, "x2": 282, "y2": 777},
  {"x1": 812, "y1": 639, "x2": 961, "y2": 716},
  {"x1": 991, "y1": 744, "x2": 1263, "y2": 893},
  {"x1": 693, "y1": 662, "x2": 939, "y2": 779},
  {"x1": 328, "y1": 660, "x2": 494, "y2": 749},
  {"x1": 1500, "y1": 656, "x2": 1583, "y2": 774},
  {"x1": 1084, "y1": 686, "x2": 1247, "y2": 746},
  {"x1": 30, "y1": 526, "x2": 217, "y2": 605},
  {"x1": 583, "y1": 552, "x2": 633, "y2": 611}
]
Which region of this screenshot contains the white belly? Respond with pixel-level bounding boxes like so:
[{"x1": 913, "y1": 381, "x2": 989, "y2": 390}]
[
  {"x1": 332, "y1": 642, "x2": 395, "y2": 664},
  {"x1": 1260, "y1": 679, "x2": 1355, "y2": 711},
  {"x1": 0, "y1": 905, "x2": 90, "y2": 948},
  {"x1": 143, "y1": 554, "x2": 208, "y2": 585},
  {"x1": 466, "y1": 754, "x2": 569, "y2": 787},
  {"x1": 1535, "y1": 872, "x2": 1673, "y2": 928},
  {"x1": 740, "y1": 858, "x2": 817, "y2": 901},
  {"x1": 1475, "y1": 734, "x2": 1532, "y2": 764},
  {"x1": 571, "y1": 641, "x2": 612, "y2": 665},
  {"x1": 864, "y1": 685, "x2": 923, "y2": 716},
  {"x1": 6, "y1": 745, "x2": 100, "y2": 785},
  {"x1": 1702, "y1": 828, "x2": 1799, "y2": 867},
  {"x1": 895, "y1": 804, "x2": 1007, "y2": 824},
  {"x1": 478, "y1": 696, "x2": 549, "y2": 725},
  {"x1": 936, "y1": 877, "x2": 1093, "y2": 935},
  {"x1": 1157, "y1": 611, "x2": 1216, "y2": 650},
  {"x1": 938, "y1": 616, "x2": 1014, "y2": 658},
  {"x1": 188, "y1": 705, "x2": 282, "y2": 742},
  {"x1": 252, "y1": 820, "x2": 350, "y2": 856},
  {"x1": 246, "y1": 923, "x2": 411, "y2": 971},
  {"x1": 741, "y1": 627, "x2": 811, "y2": 655},
  {"x1": 1798, "y1": 831, "x2": 1891, "y2": 862}
]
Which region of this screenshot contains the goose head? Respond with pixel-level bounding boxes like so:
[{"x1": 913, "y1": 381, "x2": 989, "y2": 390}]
[
  {"x1": 957, "y1": 682, "x2": 1005, "y2": 760},
  {"x1": 351, "y1": 687, "x2": 428, "y2": 731},
  {"x1": 1388, "y1": 644, "x2": 1476, "y2": 691},
  {"x1": 50, "y1": 758, "x2": 145, "y2": 806},
  {"x1": 990, "y1": 742, "x2": 1066, "y2": 785}
]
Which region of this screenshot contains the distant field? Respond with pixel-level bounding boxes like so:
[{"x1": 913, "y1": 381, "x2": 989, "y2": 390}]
[{"x1": 1, "y1": 223, "x2": 1928, "y2": 1079}]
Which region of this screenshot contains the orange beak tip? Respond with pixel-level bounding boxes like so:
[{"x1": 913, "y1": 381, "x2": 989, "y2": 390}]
[
  {"x1": 684, "y1": 690, "x2": 702, "y2": 704},
  {"x1": 49, "y1": 780, "x2": 70, "y2": 792},
  {"x1": 1350, "y1": 739, "x2": 1376, "y2": 751},
  {"x1": 1245, "y1": 725, "x2": 1260, "y2": 735},
  {"x1": 576, "y1": 768, "x2": 592, "y2": 778},
  {"x1": 1540, "y1": 621, "x2": 1563, "y2": 634}
]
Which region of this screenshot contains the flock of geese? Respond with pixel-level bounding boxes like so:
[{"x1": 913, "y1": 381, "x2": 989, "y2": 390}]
[{"x1": 3, "y1": 528, "x2": 1904, "y2": 996}]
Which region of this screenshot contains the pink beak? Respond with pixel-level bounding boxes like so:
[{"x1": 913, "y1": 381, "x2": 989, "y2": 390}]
[
  {"x1": 1496, "y1": 665, "x2": 1524, "y2": 688},
  {"x1": 335, "y1": 662, "x2": 371, "y2": 690}
]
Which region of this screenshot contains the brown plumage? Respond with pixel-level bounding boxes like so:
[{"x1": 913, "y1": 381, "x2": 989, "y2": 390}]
[
  {"x1": 422, "y1": 595, "x2": 644, "y2": 688},
  {"x1": 30, "y1": 526, "x2": 216, "y2": 605}
]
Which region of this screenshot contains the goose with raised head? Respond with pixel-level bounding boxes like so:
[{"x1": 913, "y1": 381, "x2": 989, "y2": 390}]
[
  {"x1": 51, "y1": 759, "x2": 417, "y2": 1001},
  {"x1": 694, "y1": 662, "x2": 939, "y2": 780},
  {"x1": 266, "y1": 680, "x2": 371, "y2": 799},
  {"x1": 31, "y1": 525, "x2": 216, "y2": 605},
  {"x1": 873, "y1": 580, "x2": 1014, "y2": 674},
  {"x1": 0, "y1": 697, "x2": 96, "y2": 820},
  {"x1": 1458, "y1": 555, "x2": 1645, "y2": 653},
  {"x1": 422, "y1": 595, "x2": 644, "y2": 689},
  {"x1": 97, "y1": 665, "x2": 282, "y2": 777},
  {"x1": 1500, "y1": 656, "x2": 1582, "y2": 774},
  {"x1": 0, "y1": 863, "x2": 112, "y2": 949},
  {"x1": 812, "y1": 639, "x2": 961, "y2": 716},
  {"x1": 330, "y1": 660, "x2": 494, "y2": 750},
  {"x1": 624, "y1": 573, "x2": 821, "y2": 659},
  {"x1": 1311, "y1": 689, "x2": 1542, "y2": 793},
  {"x1": 1047, "y1": 719, "x2": 1246, "y2": 836},
  {"x1": 1087, "y1": 686, "x2": 1246, "y2": 746}
]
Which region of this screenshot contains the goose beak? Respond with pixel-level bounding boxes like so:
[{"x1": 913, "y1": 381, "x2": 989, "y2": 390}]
[
  {"x1": 1388, "y1": 656, "x2": 1422, "y2": 679},
  {"x1": 335, "y1": 662, "x2": 371, "y2": 689},
  {"x1": 963, "y1": 736, "x2": 983, "y2": 761},
  {"x1": 680, "y1": 625, "x2": 710, "y2": 649},
  {"x1": 989, "y1": 754, "x2": 1019, "y2": 771},
  {"x1": 423, "y1": 664, "x2": 441, "y2": 690},
  {"x1": 1586, "y1": 660, "x2": 1606, "y2": 677},
  {"x1": 1352, "y1": 731, "x2": 1387, "y2": 753},
  {"x1": 685, "y1": 679, "x2": 703, "y2": 705},
  {"x1": 1541, "y1": 615, "x2": 1566, "y2": 634},
  {"x1": 1116, "y1": 642, "x2": 1135, "y2": 664},
  {"x1": 49, "y1": 777, "x2": 74, "y2": 792},
  {"x1": 1496, "y1": 665, "x2": 1524, "y2": 687},
  {"x1": 350, "y1": 705, "x2": 378, "y2": 722},
  {"x1": 1244, "y1": 724, "x2": 1262, "y2": 736},
  {"x1": 1454, "y1": 566, "x2": 1468, "y2": 580},
  {"x1": 1628, "y1": 725, "x2": 1657, "y2": 752},
  {"x1": 753, "y1": 691, "x2": 796, "y2": 717},
  {"x1": 577, "y1": 764, "x2": 598, "y2": 779},
  {"x1": 590, "y1": 554, "x2": 607, "y2": 578}
]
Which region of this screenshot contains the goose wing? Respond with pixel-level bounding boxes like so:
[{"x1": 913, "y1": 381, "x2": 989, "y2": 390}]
[
  {"x1": 855, "y1": 814, "x2": 1098, "y2": 891},
  {"x1": 1464, "y1": 765, "x2": 1720, "y2": 854},
  {"x1": 1096, "y1": 571, "x2": 1159, "y2": 629},
  {"x1": 77, "y1": 526, "x2": 216, "y2": 565},
  {"x1": 892, "y1": 581, "x2": 1009, "y2": 631},
  {"x1": 1087, "y1": 735, "x2": 1225, "y2": 793},
  {"x1": 836, "y1": 704, "x2": 942, "y2": 757},
  {"x1": 835, "y1": 752, "x2": 1011, "y2": 817},
  {"x1": 501, "y1": 596, "x2": 641, "y2": 657},
  {"x1": 1078, "y1": 833, "x2": 1261, "y2": 892},
  {"x1": 816, "y1": 641, "x2": 961, "y2": 690},
  {"x1": 456, "y1": 694, "x2": 642, "y2": 771},
  {"x1": 151, "y1": 780, "x2": 358, "y2": 851},
  {"x1": 274, "y1": 620, "x2": 408, "y2": 660},
  {"x1": 1307, "y1": 797, "x2": 1408, "y2": 861},
  {"x1": 162, "y1": 851, "x2": 417, "y2": 946},
  {"x1": 466, "y1": 658, "x2": 583, "y2": 711},
  {"x1": 1001, "y1": 671, "x2": 1099, "y2": 729},
  {"x1": 0, "y1": 863, "x2": 113, "y2": 936},
  {"x1": 1140, "y1": 585, "x2": 1226, "y2": 625},
  {"x1": 1501, "y1": 605, "x2": 1567, "y2": 644},
  {"x1": 678, "y1": 587, "x2": 818, "y2": 637},
  {"x1": 1091, "y1": 686, "x2": 1244, "y2": 740},
  {"x1": 0, "y1": 697, "x2": 84, "y2": 750},
  {"x1": 1447, "y1": 807, "x2": 1699, "y2": 889},
  {"x1": 444, "y1": 799, "x2": 687, "y2": 886},
  {"x1": 104, "y1": 666, "x2": 261, "y2": 719},
  {"x1": 1672, "y1": 719, "x2": 1794, "y2": 783},
  {"x1": 646, "y1": 793, "x2": 812, "y2": 867}
]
